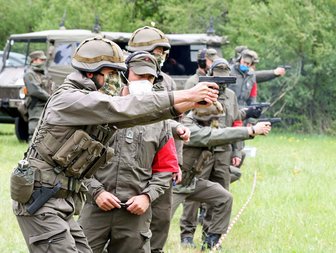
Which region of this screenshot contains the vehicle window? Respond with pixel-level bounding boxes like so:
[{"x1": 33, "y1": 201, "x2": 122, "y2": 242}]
[
  {"x1": 6, "y1": 41, "x2": 27, "y2": 67},
  {"x1": 162, "y1": 44, "x2": 205, "y2": 76},
  {"x1": 162, "y1": 44, "x2": 221, "y2": 76},
  {"x1": 5, "y1": 40, "x2": 47, "y2": 67},
  {"x1": 28, "y1": 42, "x2": 47, "y2": 55},
  {"x1": 50, "y1": 42, "x2": 80, "y2": 66}
]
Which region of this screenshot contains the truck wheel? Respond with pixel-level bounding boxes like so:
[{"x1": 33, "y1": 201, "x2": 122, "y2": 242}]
[{"x1": 15, "y1": 117, "x2": 28, "y2": 142}]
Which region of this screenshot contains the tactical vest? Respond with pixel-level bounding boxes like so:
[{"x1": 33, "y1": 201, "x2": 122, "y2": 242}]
[{"x1": 29, "y1": 83, "x2": 115, "y2": 194}]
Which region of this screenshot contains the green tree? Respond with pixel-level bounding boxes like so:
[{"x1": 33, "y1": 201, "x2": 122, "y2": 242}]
[
  {"x1": 0, "y1": 0, "x2": 42, "y2": 48},
  {"x1": 222, "y1": 0, "x2": 336, "y2": 134}
]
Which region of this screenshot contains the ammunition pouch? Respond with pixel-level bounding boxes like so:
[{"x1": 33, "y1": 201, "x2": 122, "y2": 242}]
[
  {"x1": 10, "y1": 160, "x2": 35, "y2": 203},
  {"x1": 181, "y1": 148, "x2": 212, "y2": 187},
  {"x1": 52, "y1": 129, "x2": 113, "y2": 179}
]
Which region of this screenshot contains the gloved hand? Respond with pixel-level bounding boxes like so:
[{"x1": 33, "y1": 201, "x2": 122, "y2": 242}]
[{"x1": 245, "y1": 106, "x2": 262, "y2": 119}]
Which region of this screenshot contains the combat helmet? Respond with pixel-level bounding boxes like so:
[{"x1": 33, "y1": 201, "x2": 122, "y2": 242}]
[
  {"x1": 126, "y1": 26, "x2": 171, "y2": 52},
  {"x1": 239, "y1": 49, "x2": 259, "y2": 65},
  {"x1": 209, "y1": 58, "x2": 231, "y2": 76},
  {"x1": 192, "y1": 102, "x2": 224, "y2": 122},
  {"x1": 234, "y1": 45, "x2": 248, "y2": 59},
  {"x1": 72, "y1": 36, "x2": 126, "y2": 72}
]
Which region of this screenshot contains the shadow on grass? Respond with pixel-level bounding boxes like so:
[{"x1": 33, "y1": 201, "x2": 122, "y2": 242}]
[{"x1": 0, "y1": 131, "x2": 14, "y2": 136}]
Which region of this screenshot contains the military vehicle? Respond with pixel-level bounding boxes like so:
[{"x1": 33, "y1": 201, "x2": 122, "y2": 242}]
[{"x1": 0, "y1": 28, "x2": 227, "y2": 141}]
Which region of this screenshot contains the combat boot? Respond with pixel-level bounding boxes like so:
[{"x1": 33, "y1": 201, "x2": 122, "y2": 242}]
[
  {"x1": 181, "y1": 236, "x2": 196, "y2": 248},
  {"x1": 201, "y1": 233, "x2": 221, "y2": 251}
]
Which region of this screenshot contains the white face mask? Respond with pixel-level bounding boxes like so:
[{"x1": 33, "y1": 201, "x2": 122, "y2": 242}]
[{"x1": 128, "y1": 80, "x2": 153, "y2": 95}]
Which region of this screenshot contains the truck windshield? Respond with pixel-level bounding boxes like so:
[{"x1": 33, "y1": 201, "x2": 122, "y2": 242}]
[
  {"x1": 5, "y1": 39, "x2": 47, "y2": 67},
  {"x1": 162, "y1": 44, "x2": 216, "y2": 76}
]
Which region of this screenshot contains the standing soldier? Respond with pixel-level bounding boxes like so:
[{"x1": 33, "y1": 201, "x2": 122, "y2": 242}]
[
  {"x1": 78, "y1": 52, "x2": 180, "y2": 253},
  {"x1": 228, "y1": 49, "x2": 258, "y2": 107},
  {"x1": 23, "y1": 50, "x2": 53, "y2": 142},
  {"x1": 181, "y1": 47, "x2": 218, "y2": 238},
  {"x1": 230, "y1": 46, "x2": 287, "y2": 105},
  {"x1": 184, "y1": 48, "x2": 218, "y2": 90},
  {"x1": 228, "y1": 47, "x2": 286, "y2": 182},
  {"x1": 126, "y1": 26, "x2": 190, "y2": 253},
  {"x1": 10, "y1": 36, "x2": 219, "y2": 253}
]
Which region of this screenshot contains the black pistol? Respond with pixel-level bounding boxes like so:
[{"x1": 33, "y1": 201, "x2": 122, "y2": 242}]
[
  {"x1": 198, "y1": 76, "x2": 237, "y2": 104},
  {"x1": 257, "y1": 118, "x2": 282, "y2": 125}
]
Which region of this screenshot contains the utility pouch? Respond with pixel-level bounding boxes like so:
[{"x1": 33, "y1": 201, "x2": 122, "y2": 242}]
[
  {"x1": 84, "y1": 146, "x2": 114, "y2": 179},
  {"x1": 193, "y1": 150, "x2": 212, "y2": 174},
  {"x1": 52, "y1": 129, "x2": 112, "y2": 179},
  {"x1": 52, "y1": 130, "x2": 91, "y2": 168},
  {"x1": 10, "y1": 160, "x2": 35, "y2": 203},
  {"x1": 181, "y1": 149, "x2": 212, "y2": 187},
  {"x1": 66, "y1": 140, "x2": 105, "y2": 178}
]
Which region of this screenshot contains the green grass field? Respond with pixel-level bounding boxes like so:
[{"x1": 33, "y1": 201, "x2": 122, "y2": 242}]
[{"x1": 1, "y1": 124, "x2": 335, "y2": 253}]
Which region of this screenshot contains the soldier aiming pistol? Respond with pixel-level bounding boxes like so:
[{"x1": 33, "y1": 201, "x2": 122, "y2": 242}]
[
  {"x1": 257, "y1": 117, "x2": 282, "y2": 125},
  {"x1": 278, "y1": 65, "x2": 291, "y2": 70}
]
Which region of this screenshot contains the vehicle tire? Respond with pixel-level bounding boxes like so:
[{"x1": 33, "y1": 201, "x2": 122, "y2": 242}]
[{"x1": 15, "y1": 116, "x2": 28, "y2": 142}]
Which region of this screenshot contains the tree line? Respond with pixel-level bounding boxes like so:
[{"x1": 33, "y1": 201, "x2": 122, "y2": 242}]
[{"x1": 1, "y1": 0, "x2": 335, "y2": 134}]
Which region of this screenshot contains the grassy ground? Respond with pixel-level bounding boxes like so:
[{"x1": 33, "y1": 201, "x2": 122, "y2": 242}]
[{"x1": 1, "y1": 124, "x2": 335, "y2": 252}]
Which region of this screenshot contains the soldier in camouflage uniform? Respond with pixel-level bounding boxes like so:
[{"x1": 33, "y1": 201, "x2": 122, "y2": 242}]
[
  {"x1": 24, "y1": 51, "x2": 53, "y2": 141},
  {"x1": 78, "y1": 52, "x2": 180, "y2": 253},
  {"x1": 10, "y1": 36, "x2": 219, "y2": 253},
  {"x1": 126, "y1": 26, "x2": 190, "y2": 253}
]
